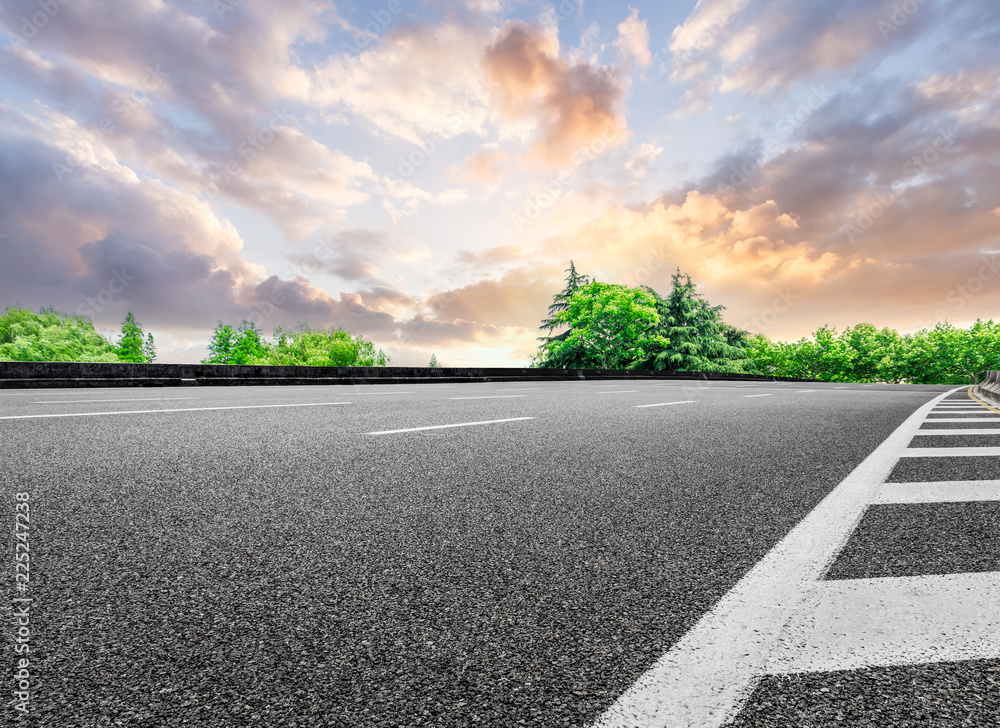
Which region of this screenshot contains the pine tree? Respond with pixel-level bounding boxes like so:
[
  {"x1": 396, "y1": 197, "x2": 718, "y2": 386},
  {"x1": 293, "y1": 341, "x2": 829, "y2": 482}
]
[
  {"x1": 630, "y1": 269, "x2": 750, "y2": 372},
  {"x1": 428, "y1": 353, "x2": 441, "y2": 368},
  {"x1": 536, "y1": 261, "x2": 591, "y2": 368},
  {"x1": 116, "y1": 312, "x2": 152, "y2": 363}
]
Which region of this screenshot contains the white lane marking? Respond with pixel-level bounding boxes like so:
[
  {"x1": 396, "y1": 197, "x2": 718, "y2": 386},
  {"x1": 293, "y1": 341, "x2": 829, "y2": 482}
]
[
  {"x1": 449, "y1": 395, "x2": 526, "y2": 400},
  {"x1": 498, "y1": 388, "x2": 545, "y2": 391},
  {"x1": 766, "y1": 572, "x2": 1000, "y2": 674},
  {"x1": 598, "y1": 390, "x2": 639, "y2": 394},
  {"x1": 334, "y1": 392, "x2": 414, "y2": 395},
  {"x1": 835, "y1": 386, "x2": 850, "y2": 389},
  {"x1": 32, "y1": 398, "x2": 199, "y2": 404},
  {"x1": 635, "y1": 401, "x2": 697, "y2": 409},
  {"x1": 796, "y1": 390, "x2": 817, "y2": 393},
  {"x1": 921, "y1": 417, "x2": 1000, "y2": 422},
  {"x1": 744, "y1": 393, "x2": 773, "y2": 398},
  {"x1": 366, "y1": 417, "x2": 534, "y2": 435},
  {"x1": 913, "y1": 429, "x2": 1000, "y2": 435},
  {"x1": 903, "y1": 446, "x2": 1000, "y2": 457},
  {"x1": 872, "y1": 480, "x2": 1000, "y2": 504},
  {"x1": 0, "y1": 402, "x2": 353, "y2": 421},
  {"x1": 592, "y1": 385, "x2": 964, "y2": 728}
]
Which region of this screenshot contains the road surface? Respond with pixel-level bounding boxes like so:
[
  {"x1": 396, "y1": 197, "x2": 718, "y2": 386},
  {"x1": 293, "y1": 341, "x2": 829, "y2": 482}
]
[{"x1": 1, "y1": 379, "x2": 997, "y2": 726}]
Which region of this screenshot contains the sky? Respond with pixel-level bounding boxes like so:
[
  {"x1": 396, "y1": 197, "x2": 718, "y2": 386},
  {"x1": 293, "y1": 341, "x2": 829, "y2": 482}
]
[{"x1": 1, "y1": 0, "x2": 998, "y2": 366}]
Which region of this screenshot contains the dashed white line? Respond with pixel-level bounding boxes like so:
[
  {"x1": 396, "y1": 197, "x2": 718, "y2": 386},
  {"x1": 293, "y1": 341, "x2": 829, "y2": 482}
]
[
  {"x1": 366, "y1": 417, "x2": 534, "y2": 435},
  {"x1": 598, "y1": 390, "x2": 639, "y2": 394},
  {"x1": 32, "y1": 398, "x2": 199, "y2": 404},
  {"x1": 449, "y1": 395, "x2": 526, "y2": 400},
  {"x1": 767, "y1": 572, "x2": 1000, "y2": 674},
  {"x1": 796, "y1": 390, "x2": 817, "y2": 393},
  {"x1": 920, "y1": 417, "x2": 1000, "y2": 422},
  {"x1": 635, "y1": 401, "x2": 697, "y2": 409},
  {"x1": 0, "y1": 402, "x2": 353, "y2": 421},
  {"x1": 902, "y1": 446, "x2": 1000, "y2": 457},
  {"x1": 872, "y1": 480, "x2": 1000, "y2": 503},
  {"x1": 744, "y1": 393, "x2": 773, "y2": 398},
  {"x1": 913, "y1": 429, "x2": 1000, "y2": 435}
]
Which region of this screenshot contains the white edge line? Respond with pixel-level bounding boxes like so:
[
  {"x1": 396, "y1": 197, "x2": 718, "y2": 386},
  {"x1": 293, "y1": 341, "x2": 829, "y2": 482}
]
[
  {"x1": 591, "y1": 385, "x2": 966, "y2": 728},
  {"x1": 366, "y1": 417, "x2": 535, "y2": 435},
  {"x1": 0, "y1": 402, "x2": 353, "y2": 420}
]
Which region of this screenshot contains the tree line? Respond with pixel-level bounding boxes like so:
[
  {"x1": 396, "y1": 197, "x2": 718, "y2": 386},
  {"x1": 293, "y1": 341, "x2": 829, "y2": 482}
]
[
  {"x1": 0, "y1": 307, "x2": 155, "y2": 363},
  {"x1": 532, "y1": 262, "x2": 1000, "y2": 384},
  {"x1": 201, "y1": 320, "x2": 389, "y2": 366},
  {"x1": 0, "y1": 308, "x2": 391, "y2": 367}
]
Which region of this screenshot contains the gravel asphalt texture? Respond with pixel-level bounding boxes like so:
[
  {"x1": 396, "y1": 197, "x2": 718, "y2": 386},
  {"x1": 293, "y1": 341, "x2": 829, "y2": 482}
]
[{"x1": 2, "y1": 378, "x2": 987, "y2": 726}]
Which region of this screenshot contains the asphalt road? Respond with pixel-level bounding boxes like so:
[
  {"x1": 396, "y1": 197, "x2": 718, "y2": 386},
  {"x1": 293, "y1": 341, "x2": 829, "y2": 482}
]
[{"x1": 2, "y1": 378, "x2": 996, "y2": 726}]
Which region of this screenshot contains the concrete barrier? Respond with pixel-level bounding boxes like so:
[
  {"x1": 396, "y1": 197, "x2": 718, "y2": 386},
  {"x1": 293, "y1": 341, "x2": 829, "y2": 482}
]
[
  {"x1": 974, "y1": 370, "x2": 1000, "y2": 408},
  {"x1": 0, "y1": 361, "x2": 816, "y2": 388}
]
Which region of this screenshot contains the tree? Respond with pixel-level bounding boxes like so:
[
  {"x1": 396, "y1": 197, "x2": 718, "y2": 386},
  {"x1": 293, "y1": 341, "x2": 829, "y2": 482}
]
[
  {"x1": 116, "y1": 312, "x2": 154, "y2": 363},
  {"x1": 144, "y1": 333, "x2": 157, "y2": 364},
  {"x1": 203, "y1": 322, "x2": 237, "y2": 364},
  {"x1": 429, "y1": 353, "x2": 441, "y2": 368},
  {"x1": 536, "y1": 261, "x2": 591, "y2": 368},
  {"x1": 0, "y1": 307, "x2": 118, "y2": 362},
  {"x1": 230, "y1": 320, "x2": 268, "y2": 365},
  {"x1": 544, "y1": 281, "x2": 663, "y2": 369},
  {"x1": 631, "y1": 270, "x2": 749, "y2": 372}
]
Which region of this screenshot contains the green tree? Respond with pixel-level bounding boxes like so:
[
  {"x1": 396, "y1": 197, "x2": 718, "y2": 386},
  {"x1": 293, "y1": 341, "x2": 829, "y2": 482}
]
[
  {"x1": 429, "y1": 353, "x2": 441, "y2": 368},
  {"x1": 536, "y1": 261, "x2": 591, "y2": 368},
  {"x1": 245, "y1": 324, "x2": 390, "y2": 367},
  {"x1": 544, "y1": 281, "x2": 663, "y2": 369},
  {"x1": 203, "y1": 322, "x2": 237, "y2": 364},
  {"x1": 631, "y1": 270, "x2": 749, "y2": 372},
  {"x1": 116, "y1": 312, "x2": 154, "y2": 363},
  {"x1": 230, "y1": 320, "x2": 268, "y2": 365},
  {"x1": 0, "y1": 307, "x2": 118, "y2": 362}
]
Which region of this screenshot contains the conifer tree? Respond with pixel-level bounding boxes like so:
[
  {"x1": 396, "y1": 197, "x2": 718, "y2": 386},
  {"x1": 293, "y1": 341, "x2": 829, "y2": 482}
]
[
  {"x1": 536, "y1": 261, "x2": 591, "y2": 368},
  {"x1": 116, "y1": 312, "x2": 153, "y2": 363},
  {"x1": 631, "y1": 269, "x2": 750, "y2": 372}
]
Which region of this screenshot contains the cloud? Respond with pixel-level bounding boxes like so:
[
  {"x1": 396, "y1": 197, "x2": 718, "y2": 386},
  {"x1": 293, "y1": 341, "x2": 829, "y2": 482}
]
[
  {"x1": 482, "y1": 21, "x2": 628, "y2": 165},
  {"x1": 615, "y1": 7, "x2": 652, "y2": 68},
  {"x1": 669, "y1": 0, "x2": 945, "y2": 104},
  {"x1": 0, "y1": 102, "x2": 391, "y2": 337},
  {"x1": 312, "y1": 22, "x2": 493, "y2": 145}
]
